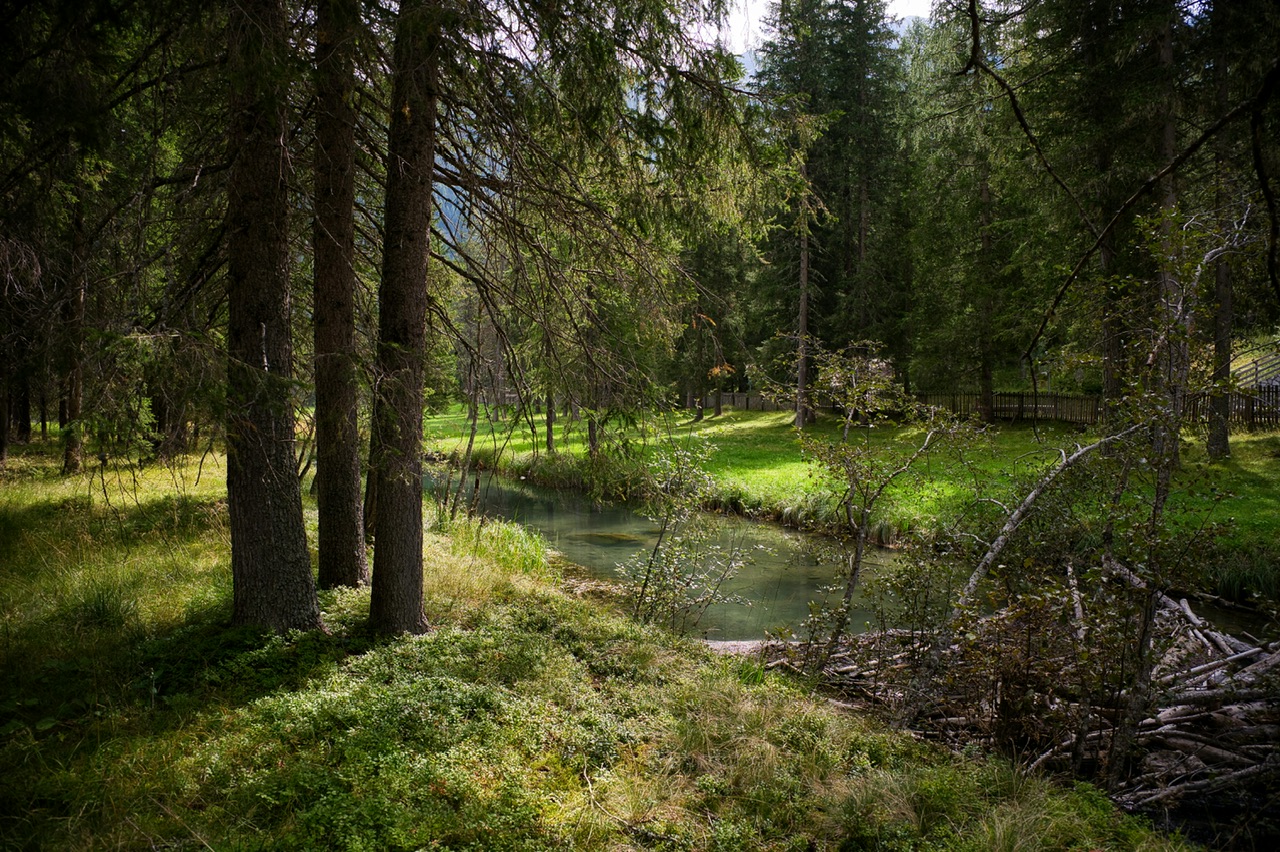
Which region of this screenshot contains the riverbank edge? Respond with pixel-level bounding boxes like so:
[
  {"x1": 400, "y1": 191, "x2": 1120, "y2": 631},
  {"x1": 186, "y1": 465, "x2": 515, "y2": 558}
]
[{"x1": 433, "y1": 437, "x2": 1280, "y2": 608}]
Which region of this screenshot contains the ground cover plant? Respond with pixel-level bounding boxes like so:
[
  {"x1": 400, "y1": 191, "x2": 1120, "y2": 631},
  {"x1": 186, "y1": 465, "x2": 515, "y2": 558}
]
[{"x1": 0, "y1": 441, "x2": 1192, "y2": 850}]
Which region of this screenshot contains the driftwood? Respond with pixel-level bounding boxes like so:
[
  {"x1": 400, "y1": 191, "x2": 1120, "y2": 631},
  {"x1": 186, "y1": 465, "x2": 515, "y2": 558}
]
[{"x1": 713, "y1": 580, "x2": 1278, "y2": 830}]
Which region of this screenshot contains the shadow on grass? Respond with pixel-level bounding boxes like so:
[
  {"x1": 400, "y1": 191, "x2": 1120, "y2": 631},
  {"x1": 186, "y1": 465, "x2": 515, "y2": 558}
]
[
  {"x1": 0, "y1": 587, "x2": 393, "y2": 744},
  {"x1": 0, "y1": 586, "x2": 402, "y2": 850},
  {"x1": 0, "y1": 476, "x2": 386, "y2": 746}
]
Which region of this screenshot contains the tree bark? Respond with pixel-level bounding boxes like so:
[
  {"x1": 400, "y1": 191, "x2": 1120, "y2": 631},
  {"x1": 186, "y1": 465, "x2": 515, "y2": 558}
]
[
  {"x1": 1151, "y1": 14, "x2": 1186, "y2": 471},
  {"x1": 14, "y1": 373, "x2": 32, "y2": 443},
  {"x1": 977, "y1": 163, "x2": 996, "y2": 423},
  {"x1": 545, "y1": 389, "x2": 555, "y2": 454},
  {"x1": 1207, "y1": 250, "x2": 1233, "y2": 459},
  {"x1": 368, "y1": 0, "x2": 439, "y2": 635},
  {"x1": 0, "y1": 375, "x2": 9, "y2": 464},
  {"x1": 62, "y1": 201, "x2": 86, "y2": 474},
  {"x1": 224, "y1": 0, "x2": 322, "y2": 632},
  {"x1": 795, "y1": 179, "x2": 812, "y2": 429},
  {"x1": 1207, "y1": 10, "x2": 1234, "y2": 461},
  {"x1": 1082, "y1": 13, "x2": 1125, "y2": 420},
  {"x1": 314, "y1": 0, "x2": 369, "y2": 589}
]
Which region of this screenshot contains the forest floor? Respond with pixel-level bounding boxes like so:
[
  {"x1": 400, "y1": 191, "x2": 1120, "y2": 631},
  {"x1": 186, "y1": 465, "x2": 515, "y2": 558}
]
[
  {"x1": 424, "y1": 406, "x2": 1280, "y2": 605},
  {"x1": 0, "y1": 440, "x2": 1192, "y2": 850}
]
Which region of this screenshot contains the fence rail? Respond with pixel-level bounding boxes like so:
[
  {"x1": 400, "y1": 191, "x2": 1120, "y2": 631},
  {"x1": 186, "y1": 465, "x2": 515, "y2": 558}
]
[
  {"x1": 696, "y1": 387, "x2": 1280, "y2": 431},
  {"x1": 915, "y1": 392, "x2": 1104, "y2": 425},
  {"x1": 1233, "y1": 354, "x2": 1280, "y2": 388}
]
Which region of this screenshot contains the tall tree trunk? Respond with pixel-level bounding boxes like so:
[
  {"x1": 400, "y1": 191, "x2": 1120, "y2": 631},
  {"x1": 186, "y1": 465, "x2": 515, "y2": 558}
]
[
  {"x1": 1207, "y1": 12, "x2": 1233, "y2": 461},
  {"x1": 1152, "y1": 15, "x2": 1186, "y2": 470},
  {"x1": 795, "y1": 177, "x2": 812, "y2": 430},
  {"x1": 224, "y1": 0, "x2": 322, "y2": 632},
  {"x1": 1207, "y1": 253, "x2": 1233, "y2": 459},
  {"x1": 14, "y1": 373, "x2": 32, "y2": 443},
  {"x1": 368, "y1": 0, "x2": 438, "y2": 635},
  {"x1": 62, "y1": 201, "x2": 86, "y2": 473},
  {"x1": 0, "y1": 376, "x2": 9, "y2": 464},
  {"x1": 1113, "y1": 8, "x2": 1185, "y2": 783},
  {"x1": 1084, "y1": 14, "x2": 1125, "y2": 420},
  {"x1": 977, "y1": 163, "x2": 996, "y2": 423},
  {"x1": 314, "y1": 0, "x2": 369, "y2": 589}
]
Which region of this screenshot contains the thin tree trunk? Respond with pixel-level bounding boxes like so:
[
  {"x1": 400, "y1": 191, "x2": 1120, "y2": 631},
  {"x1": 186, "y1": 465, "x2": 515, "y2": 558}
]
[
  {"x1": 368, "y1": 0, "x2": 439, "y2": 635},
  {"x1": 588, "y1": 415, "x2": 600, "y2": 458},
  {"x1": 544, "y1": 336, "x2": 555, "y2": 454},
  {"x1": 978, "y1": 164, "x2": 996, "y2": 423},
  {"x1": 954, "y1": 424, "x2": 1145, "y2": 618},
  {"x1": 224, "y1": 0, "x2": 322, "y2": 632},
  {"x1": 1207, "y1": 18, "x2": 1233, "y2": 461},
  {"x1": 1152, "y1": 14, "x2": 1186, "y2": 470},
  {"x1": 858, "y1": 174, "x2": 870, "y2": 331},
  {"x1": 796, "y1": 179, "x2": 812, "y2": 430},
  {"x1": 1113, "y1": 13, "x2": 1183, "y2": 777},
  {"x1": 1077, "y1": 8, "x2": 1127, "y2": 422},
  {"x1": 0, "y1": 375, "x2": 8, "y2": 464},
  {"x1": 545, "y1": 389, "x2": 555, "y2": 454},
  {"x1": 362, "y1": 457, "x2": 378, "y2": 544},
  {"x1": 14, "y1": 373, "x2": 32, "y2": 443},
  {"x1": 1208, "y1": 251, "x2": 1233, "y2": 459},
  {"x1": 63, "y1": 202, "x2": 86, "y2": 473},
  {"x1": 314, "y1": 0, "x2": 369, "y2": 589}
]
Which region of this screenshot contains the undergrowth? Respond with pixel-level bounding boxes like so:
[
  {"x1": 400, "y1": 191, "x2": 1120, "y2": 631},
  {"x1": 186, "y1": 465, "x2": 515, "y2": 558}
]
[{"x1": 0, "y1": 441, "x2": 1191, "y2": 850}]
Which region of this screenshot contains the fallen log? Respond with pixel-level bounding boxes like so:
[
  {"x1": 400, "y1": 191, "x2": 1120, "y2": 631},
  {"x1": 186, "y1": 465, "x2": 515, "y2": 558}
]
[{"x1": 1123, "y1": 759, "x2": 1280, "y2": 808}]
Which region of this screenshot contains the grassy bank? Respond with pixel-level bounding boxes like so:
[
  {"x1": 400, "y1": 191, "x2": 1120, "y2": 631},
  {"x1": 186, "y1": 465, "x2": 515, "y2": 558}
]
[
  {"x1": 424, "y1": 407, "x2": 1066, "y2": 524},
  {"x1": 425, "y1": 407, "x2": 1280, "y2": 602},
  {"x1": 0, "y1": 441, "x2": 1188, "y2": 850}
]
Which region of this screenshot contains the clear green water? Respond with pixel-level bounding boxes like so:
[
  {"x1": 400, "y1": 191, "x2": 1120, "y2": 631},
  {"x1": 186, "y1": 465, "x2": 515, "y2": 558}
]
[{"x1": 430, "y1": 472, "x2": 891, "y2": 640}]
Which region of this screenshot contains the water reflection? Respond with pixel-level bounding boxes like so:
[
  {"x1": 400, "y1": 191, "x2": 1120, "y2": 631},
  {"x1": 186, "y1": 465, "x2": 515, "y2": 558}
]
[{"x1": 428, "y1": 471, "x2": 890, "y2": 640}]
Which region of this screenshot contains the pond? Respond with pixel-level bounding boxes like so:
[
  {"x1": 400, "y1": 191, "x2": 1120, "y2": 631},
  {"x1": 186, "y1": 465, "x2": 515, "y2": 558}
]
[{"x1": 428, "y1": 470, "x2": 894, "y2": 641}]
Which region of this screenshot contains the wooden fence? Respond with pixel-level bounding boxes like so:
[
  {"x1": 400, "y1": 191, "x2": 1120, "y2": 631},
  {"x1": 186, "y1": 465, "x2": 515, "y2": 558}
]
[
  {"x1": 701, "y1": 391, "x2": 791, "y2": 413},
  {"x1": 695, "y1": 387, "x2": 1280, "y2": 431},
  {"x1": 1184, "y1": 386, "x2": 1280, "y2": 431},
  {"x1": 915, "y1": 392, "x2": 1103, "y2": 425}
]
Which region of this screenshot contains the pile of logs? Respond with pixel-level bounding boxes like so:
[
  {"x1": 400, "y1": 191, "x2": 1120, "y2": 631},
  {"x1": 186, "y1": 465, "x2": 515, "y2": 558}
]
[
  {"x1": 716, "y1": 589, "x2": 1278, "y2": 835},
  {"x1": 1095, "y1": 594, "x2": 1278, "y2": 814}
]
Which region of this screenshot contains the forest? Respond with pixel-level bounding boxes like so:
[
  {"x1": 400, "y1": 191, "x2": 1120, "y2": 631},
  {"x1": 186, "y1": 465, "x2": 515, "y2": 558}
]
[{"x1": 2, "y1": 0, "x2": 1279, "y2": 848}]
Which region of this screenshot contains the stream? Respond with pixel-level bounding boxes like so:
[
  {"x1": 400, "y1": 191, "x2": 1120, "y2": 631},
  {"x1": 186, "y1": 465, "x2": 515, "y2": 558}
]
[{"x1": 429, "y1": 471, "x2": 893, "y2": 641}]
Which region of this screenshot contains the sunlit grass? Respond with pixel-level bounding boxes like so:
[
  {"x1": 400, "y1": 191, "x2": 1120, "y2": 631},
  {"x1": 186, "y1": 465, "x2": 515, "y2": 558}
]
[{"x1": 425, "y1": 405, "x2": 1280, "y2": 598}]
